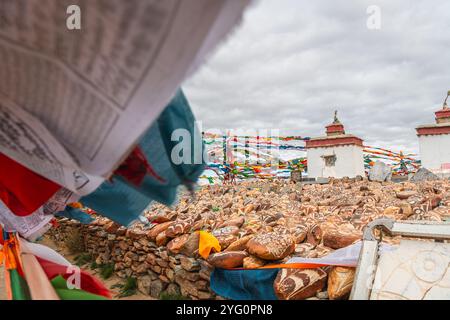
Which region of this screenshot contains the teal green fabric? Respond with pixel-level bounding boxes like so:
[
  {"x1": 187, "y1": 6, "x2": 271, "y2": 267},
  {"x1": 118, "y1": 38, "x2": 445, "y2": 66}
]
[
  {"x1": 77, "y1": 90, "x2": 205, "y2": 226},
  {"x1": 210, "y1": 268, "x2": 279, "y2": 300},
  {"x1": 10, "y1": 268, "x2": 31, "y2": 300},
  {"x1": 56, "y1": 207, "x2": 94, "y2": 224},
  {"x1": 51, "y1": 275, "x2": 107, "y2": 300}
]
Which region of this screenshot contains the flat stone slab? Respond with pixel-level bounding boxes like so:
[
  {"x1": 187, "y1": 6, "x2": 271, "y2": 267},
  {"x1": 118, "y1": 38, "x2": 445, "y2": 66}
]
[
  {"x1": 369, "y1": 161, "x2": 392, "y2": 182},
  {"x1": 370, "y1": 240, "x2": 450, "y2": 300}
]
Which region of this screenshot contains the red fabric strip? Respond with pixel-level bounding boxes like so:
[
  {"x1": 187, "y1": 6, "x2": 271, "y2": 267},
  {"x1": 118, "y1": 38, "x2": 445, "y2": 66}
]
[
  {"x1": 36, "y1": 257, "x2": 111, "y2": 299},
  {"x1": 0, "y1": 153, "x2": 60, "y2": 216}
]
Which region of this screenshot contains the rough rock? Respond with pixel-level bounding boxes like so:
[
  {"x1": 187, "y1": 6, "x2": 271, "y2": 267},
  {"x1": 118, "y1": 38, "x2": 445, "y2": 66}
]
[
  {"x1": 137, "y1": 275, "x2": 152, "y2": 295},
  {"x1": 179, "y1": 232, "x2": 200, "y2": 256},
  {"x1": 179, "y1": 256, "x2": 201, "y2": 272},
  {"x1": 165, "y1": 283, "x2": 181, "y2": 296},
  {"x1": 150, "y1": 279, "x2": 167, "y2": 298},
  {"x1": 411, "y1": 168, "x2": 439, "y2": 182},
  {"x1": 148, "y1": 215, "x2": 172, "y2": 224},
  {"x1": 399, "y1": 202, "x2": 413, "y2": 218},
  {"x1": 167, "y1": 234, "x2": 190, "y2": 254},
  {"x1": 105, "y1": 222, "x2": 120, "y2": 234}
]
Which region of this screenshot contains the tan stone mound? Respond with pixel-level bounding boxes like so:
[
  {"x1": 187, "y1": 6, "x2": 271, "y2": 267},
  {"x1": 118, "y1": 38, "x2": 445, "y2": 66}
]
[{"x1": 48, "y1": 177, "x2": 450, "y2": 300}]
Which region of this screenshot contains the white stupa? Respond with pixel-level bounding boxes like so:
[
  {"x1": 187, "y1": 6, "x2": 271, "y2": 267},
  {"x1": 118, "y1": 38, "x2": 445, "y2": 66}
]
[
  {"x1": 306, "y1": 112, "x2": 365, "y2": 179},
  {"x1": 416, "y1": 93, "x2": 450, "y2": 177}
]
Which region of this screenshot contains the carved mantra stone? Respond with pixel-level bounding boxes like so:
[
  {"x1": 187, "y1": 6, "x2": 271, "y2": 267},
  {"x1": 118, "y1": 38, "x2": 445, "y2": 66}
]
[
  {"x1": 274, "y1": 268, "x2": 328, "y2": 300},
  {"x1": 327, "y1": 267, "x2": 355, "y2": 300},
  {"x1": 207, "y1": 251, "x2": 248, "y2": 269},
  {"x1": 247, "y1": 232, "x2": 295, "y2": 260}
]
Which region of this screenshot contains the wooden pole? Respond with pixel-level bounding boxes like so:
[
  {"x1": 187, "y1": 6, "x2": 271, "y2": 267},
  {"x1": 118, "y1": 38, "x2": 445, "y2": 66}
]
[{"x1": 19, "y1": 239, "x2": 60, "y2": 300}]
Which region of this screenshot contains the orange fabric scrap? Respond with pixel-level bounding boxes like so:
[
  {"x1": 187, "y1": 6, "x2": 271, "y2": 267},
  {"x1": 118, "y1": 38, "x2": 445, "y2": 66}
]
[{"x1": 198, "y1": 231, "x2": 221, "y2": 259}]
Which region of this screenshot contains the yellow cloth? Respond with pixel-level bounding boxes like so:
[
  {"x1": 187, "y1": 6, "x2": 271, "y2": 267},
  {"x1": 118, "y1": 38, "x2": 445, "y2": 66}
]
[{"x1": 198, "y1": 231, "x2": 221, "y2": 259}]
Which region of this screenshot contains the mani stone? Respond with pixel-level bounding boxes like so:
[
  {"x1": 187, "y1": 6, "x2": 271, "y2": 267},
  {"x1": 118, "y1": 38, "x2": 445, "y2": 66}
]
[
  {"x1": 306, "y1": 224, "x2": 323, "y2": 247},
  {"x1": 369, "y1": 161, "x2": 392, "y2": 182},
  {"x1": 225, "y1": 235, "x2": 254, "y2": 252},
  {"x1": 323, "y1": 230, "x2": 361, "y2": 250},
  {"x1": 327, "y1": 266, "x2": 356, "y2": 300},
  {"x1": 207, "y1": 251, "x2": 248, "y2": 269},
  {"x1": 216, "y1": 234, "x2": 239, "y2": 250},
  {"x1": 155, "y1": 231, "x2": 169, "y2": 246},
  {"x1": 212, "y1": 226, "x2": 240, "y2": 237},
  {"x1": 148, "y1": 222, "x2": 173, "y2": 240},
  {"x1": 246, "y1": 232, "x2": 295, "y2": 261},
  {"x1": 242, "y1": 255, "x2": 266, "y2": 268},
  {"x1": 274, "y1": 268, "x2": 328, "y2": 300},
  {"x1": 396, "y1": 190, "x2": 418, "y2": 200},
  {"x1": 167, "y1": 234, "x2": 190, "y2": 254},
  {"x1": 165, "y1": 220, "x2": 192, "y2": 238},
  {"x1": 179, "y1": 232, "x2": 200, "y2": 256}
]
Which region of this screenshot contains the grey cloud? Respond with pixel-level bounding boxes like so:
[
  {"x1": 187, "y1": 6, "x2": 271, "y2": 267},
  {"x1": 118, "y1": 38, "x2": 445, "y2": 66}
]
[{"x1": 183, "y1": 0, "x2": 450, "y2": 154}]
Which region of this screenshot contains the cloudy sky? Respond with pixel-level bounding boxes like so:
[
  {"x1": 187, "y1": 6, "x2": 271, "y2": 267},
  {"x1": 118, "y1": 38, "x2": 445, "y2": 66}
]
[{"x1": 183, "y1": 0, "x2": 450, "y2": 155}]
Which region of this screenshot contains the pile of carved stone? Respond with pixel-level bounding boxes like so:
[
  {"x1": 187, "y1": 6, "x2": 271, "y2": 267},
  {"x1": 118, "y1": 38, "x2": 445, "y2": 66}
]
[
  {"x1": 49, "y1": 219, "x2": 217, "y2": 300},
  {"x1": 49, "y1": 177, "x2": 450, "y2": 300}
]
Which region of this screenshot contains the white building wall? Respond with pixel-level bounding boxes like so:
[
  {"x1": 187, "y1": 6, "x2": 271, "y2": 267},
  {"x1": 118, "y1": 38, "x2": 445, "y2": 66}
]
[
  {"x1": 307, "y1": 145, "x2": 365, "y2": 179},
  {"x1": 418, "y1": 134, "x2": 450, "y2": 175}
]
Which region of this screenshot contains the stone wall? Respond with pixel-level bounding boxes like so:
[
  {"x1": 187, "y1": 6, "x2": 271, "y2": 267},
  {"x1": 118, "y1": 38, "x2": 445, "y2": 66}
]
[{"x1": 48, "y1": 219, "x2": 217, "y2": 300}]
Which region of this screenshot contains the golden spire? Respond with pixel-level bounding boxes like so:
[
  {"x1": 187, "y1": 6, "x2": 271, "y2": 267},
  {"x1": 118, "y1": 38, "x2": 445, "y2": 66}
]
[
  {"x1": 333, "y1": 110, "x2": 341, "y2": 124},
  {"x1": 443, "y1": 91, "x2": 450, "y2": 109}
]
